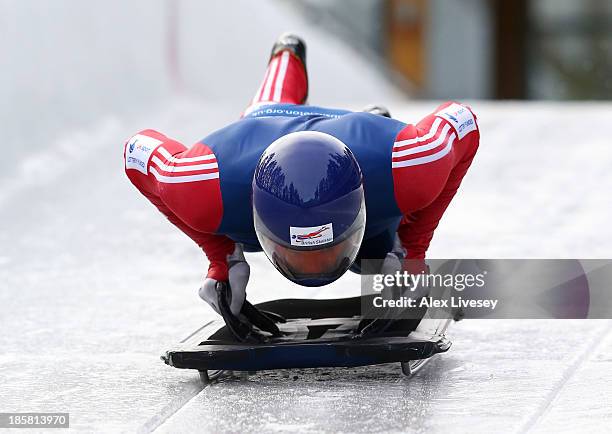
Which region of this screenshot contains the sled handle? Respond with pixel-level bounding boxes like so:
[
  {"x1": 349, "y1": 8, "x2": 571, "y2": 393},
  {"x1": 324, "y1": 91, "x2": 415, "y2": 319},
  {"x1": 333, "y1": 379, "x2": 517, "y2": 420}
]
[
  {"x1": 241, "y1": 301, "x2": 282, "y2": 336},
  {"x1": 215, "y1": 281, "x2": 265, "y2": 343}
]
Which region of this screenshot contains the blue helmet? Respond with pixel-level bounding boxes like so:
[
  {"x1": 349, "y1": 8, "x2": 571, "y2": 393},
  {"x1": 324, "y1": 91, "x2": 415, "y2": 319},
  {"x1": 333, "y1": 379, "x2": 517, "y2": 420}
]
[{"x1": 253, "y1": 131, "x2": 366, "y2": 286}]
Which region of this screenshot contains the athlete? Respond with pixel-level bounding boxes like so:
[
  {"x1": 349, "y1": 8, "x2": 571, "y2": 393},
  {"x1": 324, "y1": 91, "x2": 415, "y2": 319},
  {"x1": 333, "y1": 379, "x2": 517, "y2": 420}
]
[{"x1": 124, "y1": 34, "x2": 480, "y2": 338}]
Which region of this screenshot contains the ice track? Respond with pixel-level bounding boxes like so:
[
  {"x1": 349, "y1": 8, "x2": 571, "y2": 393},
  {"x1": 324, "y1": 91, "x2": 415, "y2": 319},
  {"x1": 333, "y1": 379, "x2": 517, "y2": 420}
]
[{"x1": 1, "y1": 100, "x2": 612, "y2": 432}]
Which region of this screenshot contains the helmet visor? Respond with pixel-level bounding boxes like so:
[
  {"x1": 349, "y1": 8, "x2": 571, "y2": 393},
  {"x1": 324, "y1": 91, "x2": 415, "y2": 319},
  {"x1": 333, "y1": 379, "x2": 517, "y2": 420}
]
[{"x1": 255, "y1": 204, "x2": 365, "y2": 286}]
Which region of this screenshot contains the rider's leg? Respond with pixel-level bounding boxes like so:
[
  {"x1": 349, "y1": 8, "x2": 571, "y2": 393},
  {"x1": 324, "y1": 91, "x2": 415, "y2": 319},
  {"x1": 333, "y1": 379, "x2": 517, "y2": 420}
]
[{"x1": 243, "y1": 34, "x2": 308, "y2": 116}]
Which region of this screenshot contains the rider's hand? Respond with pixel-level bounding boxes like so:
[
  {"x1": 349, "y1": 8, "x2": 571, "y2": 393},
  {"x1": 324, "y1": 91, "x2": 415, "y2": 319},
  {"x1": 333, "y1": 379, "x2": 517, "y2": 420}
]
[
  {"x1": 380, "y1": 242, "x2": 429, "y2": 300},
  {"x1": 357, "y1": 237, "x2": 429, "y2": 337},
  {"x1": 380, "y1": 235, "x2": 429, "y2": 278},
  {"x1": 199, "y1": 244, "x2": 250, "y2": 316},
  {"x1": 380, "y1": 235, "x2": 407, "y2": 276}
]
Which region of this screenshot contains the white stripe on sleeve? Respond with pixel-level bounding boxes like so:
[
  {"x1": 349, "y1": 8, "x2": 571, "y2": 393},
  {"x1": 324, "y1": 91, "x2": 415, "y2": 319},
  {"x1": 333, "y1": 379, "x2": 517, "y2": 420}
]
[
  {"x1": 392, "y1": 133, "x2": 456, "y2": 168},
  {"x1": 151, "y1": 155, "x2": 218, "y2": 173},
  {"x1": 392, "y1": 124, "x2": 452, "y2": 158},
  {"x1": 150, "y1": 167, "x2": 219, "y2": 183},
  {"x1": 157, "y1": 147, "x2": 216, "y2": 163},
  {"x1": 393, "y1": 118, "x2": 443, "y2": 149}
]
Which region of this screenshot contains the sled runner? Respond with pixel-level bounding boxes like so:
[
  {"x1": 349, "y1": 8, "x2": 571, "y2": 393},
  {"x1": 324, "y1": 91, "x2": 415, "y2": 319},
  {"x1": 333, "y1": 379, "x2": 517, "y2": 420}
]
[{"x1": 161, "y1": 285, "x2": 453, "y2": 382}]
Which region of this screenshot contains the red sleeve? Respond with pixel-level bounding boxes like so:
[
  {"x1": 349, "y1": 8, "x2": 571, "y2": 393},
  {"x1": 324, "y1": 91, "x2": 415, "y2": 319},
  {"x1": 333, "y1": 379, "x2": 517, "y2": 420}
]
[
  {"x1": 124, "y1": 130, "x2": 234, "y2": 281},
  {"x1": 140, "y1": 191, "x2": 235, "y2": 280},
  {"x1": 393, "y1": 102, "x2": 480, "y2": 259},
  {"x1": 397, "y1": 147, "x2": 477, "y2": 258}
]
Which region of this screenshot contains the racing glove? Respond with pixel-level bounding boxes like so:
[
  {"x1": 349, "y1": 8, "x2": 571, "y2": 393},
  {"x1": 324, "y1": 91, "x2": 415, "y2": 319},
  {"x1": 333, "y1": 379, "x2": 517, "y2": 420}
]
[
  {"x1": 357, "y1": 237, "x2": 428, "y2": 337},
  {"x1": 199, "y1": 244, "x2": 282, "y2": 342},
  {"x1": 199, "y1": 244, "x2": 250, "y2": 316},
  {"x1": 380, "y1": 235, "x2": 407, "y2": 276}
]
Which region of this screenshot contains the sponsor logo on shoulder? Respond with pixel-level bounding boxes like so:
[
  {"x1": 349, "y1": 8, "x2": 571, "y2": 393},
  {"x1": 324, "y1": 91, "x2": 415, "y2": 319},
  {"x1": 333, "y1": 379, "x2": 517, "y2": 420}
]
[
  {"x1": 290, "y1": 223, "x2": 334, "y2": 247},
  {"x1": 125, "y1": 134, "x2": 162, "y2": 175},
  {"x1": 435, "y1": 103, "x2": 477, "y2": 140}
]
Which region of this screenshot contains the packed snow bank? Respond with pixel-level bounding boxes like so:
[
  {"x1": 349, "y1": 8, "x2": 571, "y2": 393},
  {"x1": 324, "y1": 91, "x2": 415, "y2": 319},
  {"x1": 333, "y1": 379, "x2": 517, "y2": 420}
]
[{"x1": 1, "y1": 0, "x2": 398, "y2": 180}]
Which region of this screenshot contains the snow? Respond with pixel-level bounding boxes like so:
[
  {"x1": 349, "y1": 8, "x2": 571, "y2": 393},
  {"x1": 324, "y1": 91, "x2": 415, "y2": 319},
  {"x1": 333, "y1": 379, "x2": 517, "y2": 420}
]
[{"x1": 2, "y1": 1, "x2": 612, "y2": 432}]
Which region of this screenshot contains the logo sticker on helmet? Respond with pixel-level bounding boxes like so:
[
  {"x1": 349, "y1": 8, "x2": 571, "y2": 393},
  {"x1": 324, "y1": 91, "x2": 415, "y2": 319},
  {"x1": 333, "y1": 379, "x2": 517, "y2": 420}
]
[{"x1": 290, "y1": 224, "x2": 334, "y2": 247}]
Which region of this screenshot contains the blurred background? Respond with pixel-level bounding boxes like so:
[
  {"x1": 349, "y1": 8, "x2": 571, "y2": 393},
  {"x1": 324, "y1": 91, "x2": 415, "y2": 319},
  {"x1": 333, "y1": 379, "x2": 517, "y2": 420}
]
[
  {"x1": 301, "y1": 0, "x2": 612, "y2": 100},
  {"x1": 2, "y1": 0, "x2": 611, "y2": 183}
]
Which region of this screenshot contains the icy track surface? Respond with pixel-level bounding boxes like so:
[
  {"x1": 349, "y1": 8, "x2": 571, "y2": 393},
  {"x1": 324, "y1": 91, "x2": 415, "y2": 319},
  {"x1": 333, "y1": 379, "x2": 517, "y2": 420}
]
[{"x1": 1, "y1": 100, "x2": 611, "y2": 433}]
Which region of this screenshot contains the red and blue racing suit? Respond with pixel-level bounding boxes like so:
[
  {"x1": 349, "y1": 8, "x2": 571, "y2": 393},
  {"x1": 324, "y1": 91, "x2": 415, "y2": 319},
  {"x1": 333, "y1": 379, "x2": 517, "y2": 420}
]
[{"x1": 124, "y1": 50, "x2": 480, "y2": 281}]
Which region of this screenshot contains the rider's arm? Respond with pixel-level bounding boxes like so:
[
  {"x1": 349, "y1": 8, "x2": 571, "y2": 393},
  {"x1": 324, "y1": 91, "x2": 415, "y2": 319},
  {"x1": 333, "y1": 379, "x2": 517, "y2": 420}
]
[
  {"x1": 393, "y1": 102, "x2": 480, "y2": 259},
  {"x1": 140, "y1": 190, "x2": 236, "y2": 280},
  {"x1": 397, "y1": 148, "x2": 477, "y2": 259},
  {"x1": 124, "y1": 129, "x2": 235, "y2": 281}
]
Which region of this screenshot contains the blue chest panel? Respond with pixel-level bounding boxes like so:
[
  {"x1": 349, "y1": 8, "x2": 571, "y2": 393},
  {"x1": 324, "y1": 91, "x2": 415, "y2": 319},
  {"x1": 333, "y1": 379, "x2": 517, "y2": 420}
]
[{"x1": 202, "y1": 104, "x2": 406, "y2": 253}]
